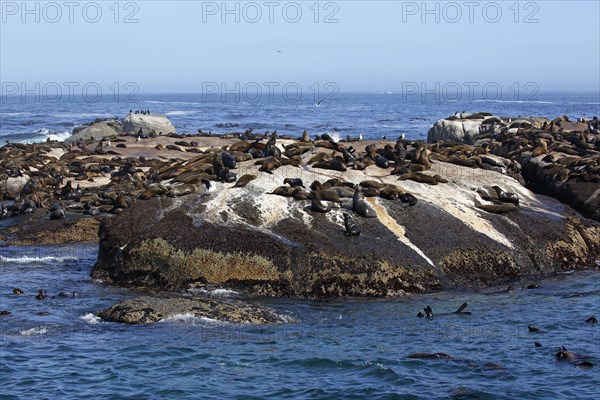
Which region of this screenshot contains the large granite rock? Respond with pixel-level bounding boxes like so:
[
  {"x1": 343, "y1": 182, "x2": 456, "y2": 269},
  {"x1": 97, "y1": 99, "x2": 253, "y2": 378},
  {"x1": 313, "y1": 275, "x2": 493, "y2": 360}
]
[
  {"x1": 428, "y1": 114, "x2": 549, "y2": 144},
  {"x1": 427, "y1": 117, "x2": 487, "y2": 143},
  {"x1": 92, "y1": 155, "x2": 600, "y2": 298},
  {"x1": 122, "y1": 114, "x2": 176, "y2": 136},
  {"x1": 98, "y1": 295, "x2": 288, "y2": 324},
  {"x1": 66, "y1": 121, "x2": 120, "y2": 144},
  {"x1": 0, "y1": 175, "x2": 30, "y2": 199}
]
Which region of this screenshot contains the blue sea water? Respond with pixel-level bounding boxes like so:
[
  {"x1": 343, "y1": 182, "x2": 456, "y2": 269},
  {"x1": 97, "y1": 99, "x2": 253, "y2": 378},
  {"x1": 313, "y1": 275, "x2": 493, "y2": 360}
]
[
  {"x1": 0, "y1": 91, "x2": 599, "y2": 144},
  {"x1": 0, "y1": 243, "x2": 599, "y2": 399}
]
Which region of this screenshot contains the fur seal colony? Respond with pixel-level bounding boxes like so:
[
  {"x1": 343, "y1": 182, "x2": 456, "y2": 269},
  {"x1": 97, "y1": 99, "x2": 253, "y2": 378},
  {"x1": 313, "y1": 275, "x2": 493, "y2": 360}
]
[{"x1": 1, "y1": 113, "x2": 599, "y2": 299}]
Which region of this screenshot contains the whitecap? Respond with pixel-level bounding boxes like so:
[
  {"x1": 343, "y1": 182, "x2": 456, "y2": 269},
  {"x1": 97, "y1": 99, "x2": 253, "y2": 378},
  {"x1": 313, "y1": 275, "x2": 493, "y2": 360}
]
[
  {"x1": 0, "y1": 255, "x2": 78, "y2": 264},
  {"x1": 187, "y1": 288, "x2": 239, "y2": 296},
  {"x1": 20, "y1": 327, "x2": 48, "y2": 336},
  {"x1": 46, "y1": 131, "x2": 71, "y2": 142},
  {"x1": 159, "y1": 314, "x2": 225, "y2": 324},
  {"x1": 166, "y1": 111, "x2": 195, "y2": 116},
  {"x1": 79, "y1": 313, "x2": 101, "y2": 324}
]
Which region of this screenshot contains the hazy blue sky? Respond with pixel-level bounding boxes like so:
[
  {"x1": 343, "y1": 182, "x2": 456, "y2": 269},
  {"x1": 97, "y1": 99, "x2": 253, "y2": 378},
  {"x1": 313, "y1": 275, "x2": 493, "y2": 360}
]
[{"x1": 1, "y1": 0, "x2": 599, "y2": 93}]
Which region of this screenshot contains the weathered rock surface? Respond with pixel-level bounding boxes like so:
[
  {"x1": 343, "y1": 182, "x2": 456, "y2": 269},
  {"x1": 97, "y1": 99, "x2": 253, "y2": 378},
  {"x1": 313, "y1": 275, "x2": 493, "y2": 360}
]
[
  {"x1": 97, "y1": 295, "x2": 288, "y2": 324},
  {"x1": 92, "y1": 149, "x2": 600, "y2": 298},
  {"x1": 428, "y1": 114, "x2": 550, "y2": 144},
  {"x1": 0, "y1": 175, "x2": 30, "y2": 199},
  {"x1": 66, "y1": 121, "x2": 120, "y2": 144},
  {"x1": 428, "y1": 117, "x2": 488, "y2": 143},
  {"x1": 122, "y1": 114, "x2": 176, "y2": 136}
]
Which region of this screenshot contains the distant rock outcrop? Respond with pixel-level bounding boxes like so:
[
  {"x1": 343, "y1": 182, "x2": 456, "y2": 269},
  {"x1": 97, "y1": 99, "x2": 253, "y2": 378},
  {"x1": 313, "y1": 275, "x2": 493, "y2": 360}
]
[
  {"x1": 66, "y1": 120, "x2": 121, "y2": 144},
  {"x1": 427, "y1": 113, "x2": 550, "y2": 144},
  {"x1": 122, "y1": 113, "x2": 176, "y2": 136}
]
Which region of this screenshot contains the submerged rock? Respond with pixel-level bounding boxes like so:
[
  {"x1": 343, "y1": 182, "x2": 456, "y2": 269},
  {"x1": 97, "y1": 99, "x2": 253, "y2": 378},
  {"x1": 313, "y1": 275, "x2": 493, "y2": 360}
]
[{"x1": 97, "y1": 295, "x2": 288, "y2": 324}]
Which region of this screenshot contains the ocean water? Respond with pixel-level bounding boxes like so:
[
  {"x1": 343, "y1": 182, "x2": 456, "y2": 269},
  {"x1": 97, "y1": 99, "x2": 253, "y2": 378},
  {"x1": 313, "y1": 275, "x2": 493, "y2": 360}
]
[
  {"x1": 1, "y1": 92, "x2": 599, "y2": 144},
  {"x1": 0, "y1": 243, "x2": 599, "y2": 399}
]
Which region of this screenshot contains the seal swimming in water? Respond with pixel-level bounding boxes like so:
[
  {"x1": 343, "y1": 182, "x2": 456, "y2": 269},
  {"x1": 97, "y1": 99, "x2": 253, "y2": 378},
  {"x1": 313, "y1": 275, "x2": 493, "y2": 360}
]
[
  {"x1": 343, "y1": 212, "x2": 361, "y2": 236},
  {"x1": 353, "y1": 186, "x2": 376, "y2": 218},
  {"x1": 555, "y1": 346, "x2": 575, "y2": 361},
  {"x1": 0, "y1": 310, "x2": 11, "y2": 316},
  {"x1": 585, "y1": 316, "x2": 598, "y2": 324},
  {"x1": 12, "y1": 288, "x2": 23, "y2": 295},
  {"x1": 36, "y1": 289, "x2": 46, "y2": 300}
]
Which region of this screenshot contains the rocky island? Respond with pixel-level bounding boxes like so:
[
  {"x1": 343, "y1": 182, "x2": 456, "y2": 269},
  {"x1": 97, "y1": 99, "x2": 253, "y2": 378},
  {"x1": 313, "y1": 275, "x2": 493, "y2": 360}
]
[{"x1": 1, "y1": 112, "x2": 599, "y2": 323}]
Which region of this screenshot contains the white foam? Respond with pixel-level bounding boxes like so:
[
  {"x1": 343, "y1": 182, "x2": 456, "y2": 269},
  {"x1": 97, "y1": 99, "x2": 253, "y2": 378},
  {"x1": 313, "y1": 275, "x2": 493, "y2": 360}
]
[
  {"x1": 79, "y1": 313, "x2": 101, "y2": 324},
  {"x1": 159, "y1": 314, "x2": 226, "y2": 325},
  {"x1": 0, "y1": 255, "x2": 78, "y2": 264},
  {"x1": 20, "y1": 327, "x2": 47, "y2": 336},
  {"x1": 46, "y1": 131, "x2": 71, "y2": 142},
  {"x1": 329, "y1": 131, "x2": 341, "y2": 143},
  {"x1": 159, "y1": 313, "x2": 198, "y2": 323},
  {"x1": 191, "y1": 288, "x2": 239, "y2": 296}
]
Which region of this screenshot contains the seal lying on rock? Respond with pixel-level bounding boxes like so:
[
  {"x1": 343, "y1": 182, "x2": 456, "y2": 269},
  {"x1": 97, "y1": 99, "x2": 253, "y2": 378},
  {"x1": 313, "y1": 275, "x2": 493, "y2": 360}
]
[{"x1": 310, "y1": 192, "x2": 332, "y2": 213}]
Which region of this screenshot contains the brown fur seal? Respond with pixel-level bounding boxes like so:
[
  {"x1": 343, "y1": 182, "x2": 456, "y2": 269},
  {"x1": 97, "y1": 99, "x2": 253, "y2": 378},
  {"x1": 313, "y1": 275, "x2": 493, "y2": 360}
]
[
  {"x1": 379, "y1": 185, "x2": 404, "y2": 200},
  {"x1": 12, "y1": 288, "x2": 23, "y2": 295},
  {"x1": 36, "y1": 289, "x2": 46, "y2": 300},
  {"x1": 293, "y1": 188, "x2": 312, "y2": 200},
  {"x1": 398, "y1": 173, "x2": 438, "y2": 185},
  {"x1": 343, "y1": 212, "x2": 361, "y2": 236},
  {"x1": 270, "y1": 186, "x2": 296, "y2": 197},
  {"x1": 554, "y1": 346, "x2": 575, "y2": 361},
  {"x1": 310, "y1": 192, "x2": 332, "y2": 213},
  {"x1": 233, "y1": 174, "x2": 257, "y2": 188},
  {"x1": 316, "y1": 189, "x2": 342, "y2": 203},
  {"x1": 362, "y1": 187, "x2": 380, "y2": 197},
  {"x1": 49, "y1": 208, "x2": 65, "y2": 220},
  {"x1": 301, "y1": 130, "x2": 311, "y2": 143},
  {"x1": 353, "y1": 186, "x2": 376, "y2": 218},
  {"x1": 284, "y1": 178, "x2": 304, "y2": 188},
  {"x1": 476, "y1": 202, "x2": 518, "y2": 214},
  {"x1": 167, "y1": 184, "x2": 197, "y2": 197},
  {"x1": 259, "y1": 157, "x2": 281, "y2": 174},
  {"x1": 492, "y1": 186, "x2": 519, "y2": 205},
  {"x1": 359, "y1": 180, "x2": 387, "y2": 189},
  {"x1": 313, "y1": 158, "x2": 347, "y2": 172}
]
